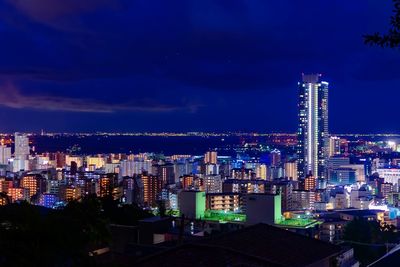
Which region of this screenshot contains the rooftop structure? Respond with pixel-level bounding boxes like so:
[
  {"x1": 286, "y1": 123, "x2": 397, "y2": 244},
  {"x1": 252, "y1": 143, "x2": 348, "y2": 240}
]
[
  {"x1": 203, "y1": 210, "x2": 246, "y2": 223},
  {"x1": 138, "y1": 223, "x2": 344, "y2": 267}
]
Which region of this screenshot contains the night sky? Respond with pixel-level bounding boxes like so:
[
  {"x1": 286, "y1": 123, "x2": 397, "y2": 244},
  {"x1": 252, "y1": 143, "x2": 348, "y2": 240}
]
[{"x1": 0, "y1": 1, "x2": 398, "y2": 133}]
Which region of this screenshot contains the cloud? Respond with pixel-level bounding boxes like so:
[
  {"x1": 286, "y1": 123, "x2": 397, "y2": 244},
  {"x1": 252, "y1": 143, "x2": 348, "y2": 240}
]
[
  {"x1": 7, "y1": 0, "x2": 116, "y2": 21},
  {"x1": 5, "y1": 0, "x2": 119, "y2": 32},
  {"x1": 0, "y1": 83, "x2": 199, "y2": 113},
  {"x1": 0, "y1": 1, "x2": 352, "y2": 91}
]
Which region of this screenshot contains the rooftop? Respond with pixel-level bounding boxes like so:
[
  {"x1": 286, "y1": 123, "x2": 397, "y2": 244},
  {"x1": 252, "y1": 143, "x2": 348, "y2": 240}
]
[
  {"x1": 139, "y1": 216, "x2": 170, "y2": 223},
  {"x1": 339, "y1": 209, "x2": 382, "y2": 217},
  {"x1": 138, "y1": 224, "x2": 342, "y2": 266},
  {"x1": 203, "y1": 210, "x2": 246, "y2": 223},
  {"x1": 275, "y1": 218, "x2": 321, "y2": 229}
]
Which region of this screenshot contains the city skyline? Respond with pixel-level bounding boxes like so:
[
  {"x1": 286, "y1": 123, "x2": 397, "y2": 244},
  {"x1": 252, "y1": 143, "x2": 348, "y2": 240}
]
[
  {"x1": 0, "y1": 1, "x2": 399, "y2": 133},
  {"x1": 2, "y1": 2, "x2": 400, "y2": 266}
]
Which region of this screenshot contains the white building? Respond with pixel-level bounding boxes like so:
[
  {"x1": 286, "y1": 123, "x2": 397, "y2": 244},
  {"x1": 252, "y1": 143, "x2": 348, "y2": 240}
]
[
  {"x1": 350, "y1": 189, "x2": 371, "y2": 209},
  {"x1": 0, "y1": 145, "x2": 11, "y2": 165},
  {"x1": 377, "y1": 168, "x2": 400, "y2": 191},
  {"x1": 12, "y1": 158, "x2": 29, "y2": 172},
  {"x1": 333, "y1": 193, "x2": 350, "y2": 209},
  {"x1": 297, "y1": 74, "x2": 329, "y2": 180},
  {"x1": 14, "y1": 133, "x2": 30, "y2": 171},
  {"x1": 119, "y1": 159, "x2": 152, "y2": 177},
  {"x1": 205, "y1": 164, "x2": 219, "y2": 175},
  {"x1": 105, "y1": 163, "x2": 119, "y2": 174},
  {"x1": 14, "y1": 132, "x2": 29, "y2": 159},
  {"x1": 291, "y1": 190, "x2": 315, "y2": 210}
]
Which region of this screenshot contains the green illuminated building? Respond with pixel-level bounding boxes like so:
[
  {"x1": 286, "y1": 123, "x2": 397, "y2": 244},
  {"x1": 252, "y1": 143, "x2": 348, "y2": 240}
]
[
  {"x1": 195, "y1": 191, "x2": 206, "y2": 219},
  {"x1": 178, "y1": 191, "x2": 206, "y2": 219},
  {"x1": 245, "y1": 193, "x2": 283, "y2": 225}
]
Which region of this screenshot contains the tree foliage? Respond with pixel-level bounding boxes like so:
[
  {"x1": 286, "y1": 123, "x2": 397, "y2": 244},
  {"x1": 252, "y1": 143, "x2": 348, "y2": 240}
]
[
  {"x1": 364, "y1": 0, "x2": 400, "y2": 47},
  {"x1": 0, "y1": 200, "x2": 107, "y2": 267},
  {"x1": 343, "y1": 218, "x2": 398, "y2": 266},
  {"x1": 0, "y1": 196, "x2": 153, "y2": 267},
  {"x1": 100, "y1": 194, "x2": 154, "y2": 225}
]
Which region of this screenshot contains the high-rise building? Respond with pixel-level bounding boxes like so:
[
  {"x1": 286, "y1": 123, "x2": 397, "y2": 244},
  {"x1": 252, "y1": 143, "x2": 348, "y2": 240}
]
[
  {"x1": 269, "y1": 149, "x2": 281, "y2": 167},
  {"x1": 14, "y1": 133, "x2": 30, "y2": 172},
  {"x1": 376, "y1": 168, "x2": 400, "y2": 191},
  {"x1": 203, "y1": 163, "x2": 219, "y2": 175},
  {"x1": 99, "y1": 173, "x2": 119, "y2": 199},
  {"x1": 0, "y1": 179, "x2": 12, "y2": 194},
  {"x1": 0, "y1": 145, "x2": 11, "y2": 165},
  {"x1": 7, "y1": 188, "x2": 30, "y2": 203},
  {"x1": 256, "y1": 164, "x2": 268, "y2": 180},
  {"x1": 206, "y1": 193, "x2": 241, "y2": 212},
  {"x1": 21, "y1": 175, "x2": 39, "y2": 198},
  {"x1": 141, "y1": 173, "x2": 162, "y2": 207},
  {"x1": 297, "y1": 74, "x2": 329, "y2": 180},
  {"x1": 85, "y1": 179, "x2": 98, "y2": 196},
  {"x1": 122, "y1": 177, "x2": 135, "y2": 204},
  {"x1": 99, "y1": 176, "x2": 113, "y2": 197},
  {"x1": 204, "y1": 151, "x2": 217, "y2": 164},
  {"x1": 304, "y1": 175, "x2": 316, "y2": 191},
  {"x1": 63, "y1": 186, "x2": 81, "y2": 201},
  {"x1": 180, "y1": 175, "x2": 194, "y2": 190},
  {"x1": 380, "y1": 182, "x2": 394, "y2": 199},
  {"x1": 55, "y1": 152, "x2": 66, "y2": 168},
  {"x1": 284, "y1": 162, "x2": 298, "y2": 181},
  {"x1": 291, "y1": 190, "x2": 316, "y2": 210},
  {"x1": 14, "y1": 132, "x2": 30, "y2": 159},
  {"x1": 157, "y1": 163, "x2": 175, "y2": 185},
  {"x1": 328, "y1": 136, "x2": 341, "y2": 157},
  {"x1": 203, "y1": 174, "x2": 222, "y2": 193}
]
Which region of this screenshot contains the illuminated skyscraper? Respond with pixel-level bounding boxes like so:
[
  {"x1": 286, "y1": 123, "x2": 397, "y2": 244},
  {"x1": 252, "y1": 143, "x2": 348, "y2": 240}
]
[
  {"x1": 297, "y1": 74, "x2": 329, "y2": 180},
  {"x1": 141, "y1": 173, "x2": 162, "y2": 207}
]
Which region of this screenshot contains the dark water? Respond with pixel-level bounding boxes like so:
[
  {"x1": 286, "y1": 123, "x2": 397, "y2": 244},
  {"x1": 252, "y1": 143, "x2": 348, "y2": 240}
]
[
  {"x1": 29, "y1": 134, "x2": 397, "y2": 156},
  {"x1": 31, "y1": 135, "x2": 245, "y2": 155}
]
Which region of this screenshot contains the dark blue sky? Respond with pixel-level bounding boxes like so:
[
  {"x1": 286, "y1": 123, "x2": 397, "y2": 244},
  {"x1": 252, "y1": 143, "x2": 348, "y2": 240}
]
[{"x1": 0, "y1": 0, "x2": 398, "y2": 133}]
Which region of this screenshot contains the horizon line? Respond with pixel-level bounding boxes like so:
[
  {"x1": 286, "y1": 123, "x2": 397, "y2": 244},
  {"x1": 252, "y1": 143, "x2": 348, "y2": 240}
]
[{"x1": 2, "y1": 132, "x2": 400, "y2": 136}]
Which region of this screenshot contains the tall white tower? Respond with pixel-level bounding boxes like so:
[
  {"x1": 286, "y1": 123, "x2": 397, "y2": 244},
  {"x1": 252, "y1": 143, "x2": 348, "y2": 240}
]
[{"x1": 297, "y1": 74, "x2": 329, "y2": 180}]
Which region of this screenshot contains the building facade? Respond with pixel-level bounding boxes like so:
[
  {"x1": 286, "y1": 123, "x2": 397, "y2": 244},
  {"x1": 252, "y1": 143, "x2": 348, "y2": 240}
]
[{"x1": 297, "y1": 74, "x2": 329, "y2": 180}]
